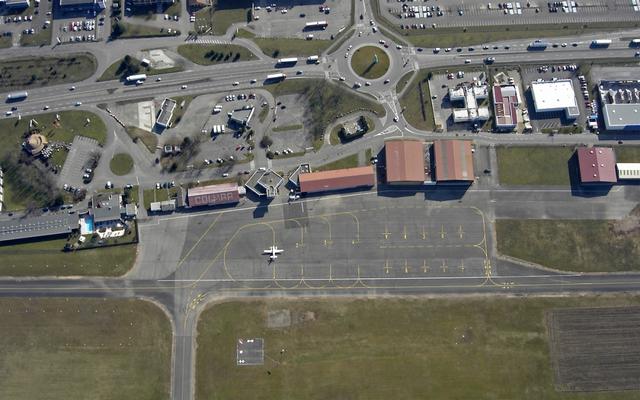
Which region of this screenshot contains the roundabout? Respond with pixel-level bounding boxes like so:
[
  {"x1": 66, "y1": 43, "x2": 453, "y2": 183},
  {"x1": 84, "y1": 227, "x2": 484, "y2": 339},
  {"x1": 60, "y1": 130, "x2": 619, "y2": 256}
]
[{"x1": 350, "y1": 45, "x2": 390, "y2": 80}]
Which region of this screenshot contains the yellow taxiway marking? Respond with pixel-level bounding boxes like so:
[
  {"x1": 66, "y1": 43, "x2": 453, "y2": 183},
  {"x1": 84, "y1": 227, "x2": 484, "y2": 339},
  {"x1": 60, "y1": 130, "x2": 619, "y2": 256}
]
[
  {"x1": 458, "y1": 225, "x2": 464, "y2": 239},
  {"x1": 440, "y1": 225, "x2": 446, "y2": 239},
  {"x1": 382, "y1": 225, "x2": 391, "y2": 240},
  {"x1": 404, "y1": 260, "x2": 410, "y2": 274},
  {"x1": 402, "y1": 225, "x2": 408, "y2": 240},
  {"x1": 422, "y1": 260, "x2": 430, "y2": 273},
  {"x1": 459, "y1": 260, "x2": 465, "y2": 273},
  {"x1": 384, "y1": 260, "x2": 392, "y2": 274},
  {"x1": 421, "y1": 226, "x2": 427, "y2": 240},
  {"x1": 441, "y1": 260, "x2": 448, "y2": 273}
]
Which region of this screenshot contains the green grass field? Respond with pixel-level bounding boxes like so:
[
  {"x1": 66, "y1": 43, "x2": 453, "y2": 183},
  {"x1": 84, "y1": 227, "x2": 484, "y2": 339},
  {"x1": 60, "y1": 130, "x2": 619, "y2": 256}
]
[
  {"x1": 496, "y1": 146, "x2": 574, "y2": 186},
  {"x1": 196, "y1": 297, "x2": 640, "y2": 400},
  {"x1": 112, "y1": 21, "x2": 179, "y2": 39},
  {"x1": 0, "y1": 110, "x2": 107, "y2": 160},
  {"x1": 19, "y1": 27, "x2": 52, "y2": 47},
  {"x1": 0, "y1": 54, "x2": 97, "y2": 90},
  {"x1": 0, "y1": 237, "x2": 137, "y2": 276},
  {"x1": 497, "y1": 219, "x2": 640, "y2": 273},
  {"x1": 315, "y1": 154, "x2": 359, "y2": 171},
  {"x1": 350, "y1": 46, "x2": 390, "y2": 79},
  {"x1": 110, "y1": 153, "x2": 134, "y2": 175},
  {"x1": 615, "y1": 146, "x2": 640, "y2": 163},
  {"x1": 398, "y1": 69, "x2": 436, "y2": 131},
  {"x1": 124, "y1": 126, "x2": 158, "y2": 152},
  {"x1": 176, "y1": 44, "x2": 256, "y2": 65},
  {"x1": 98, "y1": 56, "x2": 183, "y2": 81},
  {"x1": 263, "y1": 79, "x2": 385, "y2": 145},
  {"x1": 0, "y1": 36, "x2": 11, "y2": 49},
  {"x1": 251, "y1": 37, "x2": 334, "y2": 58},
  {"x1": 195, "y1": 0, "x2": 251, "y2": 35},
  {"x1": 271, "y1": 124, "x2": 303, "y2": 132},
  {"x1": 0, "y1": 298, "x2": 171, "y2": 400}
]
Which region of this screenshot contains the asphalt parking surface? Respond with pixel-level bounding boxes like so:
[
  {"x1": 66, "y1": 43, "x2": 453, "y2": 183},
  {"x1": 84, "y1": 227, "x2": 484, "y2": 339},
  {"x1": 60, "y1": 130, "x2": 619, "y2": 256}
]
[{"x1": 166, "y1": 192, "x2": 490, "y2": 289}]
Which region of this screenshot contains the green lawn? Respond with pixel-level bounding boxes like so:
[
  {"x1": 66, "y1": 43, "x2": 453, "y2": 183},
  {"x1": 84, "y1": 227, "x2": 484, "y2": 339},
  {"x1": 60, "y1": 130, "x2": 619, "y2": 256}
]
[
  {"x1": 0, "y1": 36, "x2": 12, "y2": 49},
  {"x1": 398, "y1": 69, "x2": 436, "y2": 131},
  {"x1": 98, "y1": 56, "x2": 184, "y2": 81},
  {"x1": 315, "y1": 154, "x2": 359, "y2": 171},
  {"x1": 329, "y1": 124, "x2": 342, "y2": 145},
  {"x1": 370, "y1": 0, "x2": 640, "y2": 48},
  {"x1": 124, "y1": 126, "x2": 158, "y2": 153},
  {"x1": 195, "y1": 0, "x2": 251, "y2": 35},
  {"x1": 497, "y1": 219, "x2": 640, "y2": 272},
  {"x1": 263, "y1": 79, "x2": 385, "y2": 146},
  {"x1": 0, "y1": 298, "x2": 171, "y2": 400},
  {"x1": 396, "y1": 70, "x2": 415, "y2": 95},
  {"x1": 170, "y1": 95, "x2": 194, "y2": 126},
  {"x1": 19, "y1": 27, "x2": 52, "y2": 47},
  {"x1": 143, "y1": 187, "x2": 178, "y2": 210},
  {"x1": 110, "y1": 153, "x2": 134, "y2": 175},
  {"x1": 496, "y1": 146, "x2": 574, "y2": 186},
  {"x1": 197, "y1": 297, "x2": 640, "y2": 400},
  {"x1": 350, "y1": 46, "x2": 390, "y2": 79},
  {"x1": 615, "y1": 146, "x2": 640, "y2": 163},
  {"x1": 176, "y1": 44, "x2": 256, "y2": 65},
  {"x1": 0, "y1": 54, "x2": 97, "y2": 90},
  {"x1": 272, "y1": 124, "x2": 303, "y2": 132},
  {"x1": 0, "y1": 238, "x2": 137, "y2": 276},
  {"x1": 112, "y1": 21, "x2": 180, "y2": 39},
  {"x1": 252, "y1": 37, "x2": 333, "y2": 58}
]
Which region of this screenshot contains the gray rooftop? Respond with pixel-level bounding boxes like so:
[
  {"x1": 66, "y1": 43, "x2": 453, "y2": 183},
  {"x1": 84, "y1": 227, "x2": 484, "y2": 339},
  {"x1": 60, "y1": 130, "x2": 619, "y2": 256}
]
[
  {"x1": 0, "y1": 213, "x2": 79, "y2": 243},
  {"x1": 603, "y1": 104, "x2": 640, "y2": 130},
  {"x1": 91, "y1": 194, "x2": 122, "y2": 223},
  {"x1": 156, "y1": 98, "x2": 177, "y2": 128},
  {"x1": 59, "y1": 0, "x2": 96, "y2": 6}
]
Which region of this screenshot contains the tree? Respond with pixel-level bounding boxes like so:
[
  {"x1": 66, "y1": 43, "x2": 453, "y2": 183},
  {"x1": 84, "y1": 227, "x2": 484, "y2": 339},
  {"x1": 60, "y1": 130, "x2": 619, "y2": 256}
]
[
  {"x1": 112, "y1": 22, "x2": 126, "y2": 38},
  {"x1": 260, "y1": 135, "x2": 273, "y2": 148}
]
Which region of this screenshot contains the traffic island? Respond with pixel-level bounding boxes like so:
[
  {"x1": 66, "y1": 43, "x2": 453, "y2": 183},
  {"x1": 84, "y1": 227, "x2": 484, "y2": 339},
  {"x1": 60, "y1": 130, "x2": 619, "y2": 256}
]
[{"x1": 350, "y1": 46, "x2": 390, "y2": 80}]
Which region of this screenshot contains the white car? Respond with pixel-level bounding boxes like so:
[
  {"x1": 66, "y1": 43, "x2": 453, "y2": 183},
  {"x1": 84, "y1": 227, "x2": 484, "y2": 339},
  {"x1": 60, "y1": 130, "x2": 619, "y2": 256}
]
[
  {"x1": 5, "y1": 111, "x2": 13, "y2": 116},
  {"x1": 232, "y1": 81, "x2": 239, "y2": 86},
  {"x1": 75, "y1": 101, "x2": 82, "y2": 106},
  {"x1": 250, "y1": 78, "x2": 257, "y2": 83},
  {"x1": 43, "y1": 105, "x2": 49, "y2": 110},
  {"x1": 181, "y1": 85, "x2": 187, "y2": 89},
  {"x1": 164, "y1": 14, "x2": 169, "y2": 20},
  {"x1": 156, "y1": 77, "x2": 162, "y2": 81},
  {"x1": 69, "y1": 86, "x2": 76, "y2": 90}
]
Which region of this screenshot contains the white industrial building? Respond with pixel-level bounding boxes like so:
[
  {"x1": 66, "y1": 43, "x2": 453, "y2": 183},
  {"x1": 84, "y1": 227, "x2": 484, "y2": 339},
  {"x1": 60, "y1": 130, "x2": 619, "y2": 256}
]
[
  {"x1": 599, "y1": 80, "x2": 640, "y2": 131},
  {"x1": 448, "y1": 83, "x2": 490, "y2": 123},
  {"x1": 530, "y1": 79, "x2": 579, "y2": 118},
  {"x1": 616, "y1": 163, "x2": 640, "y2": 180}
]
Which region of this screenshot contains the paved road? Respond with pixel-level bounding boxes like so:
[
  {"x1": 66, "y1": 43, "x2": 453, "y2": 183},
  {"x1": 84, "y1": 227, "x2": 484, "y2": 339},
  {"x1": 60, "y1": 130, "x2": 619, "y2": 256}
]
[{"x1": 3, "y1": 1, "x2": 640, "y2": 399}]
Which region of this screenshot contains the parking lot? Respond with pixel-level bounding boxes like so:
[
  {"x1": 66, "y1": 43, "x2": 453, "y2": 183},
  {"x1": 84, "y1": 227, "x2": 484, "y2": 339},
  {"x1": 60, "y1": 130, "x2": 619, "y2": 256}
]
[
  {"x1": 0, "y1": 1, "x2": 52, "y2": 46},
  {"x1": 58, "y1": 135, "x2": 100, "y2": 188},
  {"x1": 249, "y1": 0, "x2": 351, "y2": 40},
  {"x1": 379, "y1": 0, "x2": 640, "y2": 29},
  {"x1": 162, "y1": 194, "x2": 491, "y2": 289},
  {"x1": 519, "y1": 63, "x2": 591, "y2": 132}
]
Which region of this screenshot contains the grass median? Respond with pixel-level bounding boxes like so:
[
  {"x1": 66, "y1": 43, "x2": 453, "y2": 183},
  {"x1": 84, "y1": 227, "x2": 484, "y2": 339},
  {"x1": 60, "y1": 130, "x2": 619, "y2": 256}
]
[
  {"x1": 110, "y1": 153, "x2": 134, "y2": 175},
  {"x1": 0, "y1": 54, "x2": 97, "y2": 90},
  {"x1": 315, "y1": 153, "x2": 359, "y2": 171},
  {"x1": 176, "y1": 44, "x2": 256, "y2": 65},
  {"x1": 196, "y1": 297, "x2": 640, "y2": 400},
  {"x1": 0, "y1": 298, "x2": 171, "y2": 400},
  {"x1": 351, "y1": 46, "x2": 390, "y2": 79},
  {"x1": 98, "y1": 56, "x2": 184, "y2": 81},
  {"x1": 497, "y1": 217, "x2": 640, "y2": 272}
]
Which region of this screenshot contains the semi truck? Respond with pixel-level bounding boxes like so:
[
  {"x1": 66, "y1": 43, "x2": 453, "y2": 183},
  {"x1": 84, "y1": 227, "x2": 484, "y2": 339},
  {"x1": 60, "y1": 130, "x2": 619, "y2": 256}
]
[
  {"x1": 306, "y1": 55, "x2": 320, "y2": 64},
  {"x1": 6, "y1": 91, "x2": 28, "y2": 102},
  {"x1": 528, "y1": 40, "x2": 549, "y2": 50},
  {"x1": 276, "y1": 57, "x2": 298, "y2": 67},
  {"x1": 591, "y1": 39, "x2": 612, "y2": 47},
  {"x1": 631, "y1": 39, "x2": 640, "y2": 46},
  {"x1": 266, "y1": 73, "x2": 286, "y2": 82},
  {"x1": 126, "y1": 74, "x2": 147, "y2": 82}
]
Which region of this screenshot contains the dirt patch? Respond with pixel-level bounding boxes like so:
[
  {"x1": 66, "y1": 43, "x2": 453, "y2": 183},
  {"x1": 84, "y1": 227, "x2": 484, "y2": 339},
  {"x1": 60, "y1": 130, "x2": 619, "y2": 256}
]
[
  {"x1": 266, "y1": 309, "x2": 291, "y2": 329},
  {"x1": 611, "y1": 203, "x2": 640, "y2": 236},
  {"x1": 547, "y1": 306, "x2": 640, "y2": 392}
]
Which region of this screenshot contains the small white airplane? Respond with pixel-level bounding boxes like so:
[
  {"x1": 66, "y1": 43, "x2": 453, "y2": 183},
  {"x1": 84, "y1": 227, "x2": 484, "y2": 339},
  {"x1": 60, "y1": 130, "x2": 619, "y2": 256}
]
[{"x1": 263, "y1": 245, "x2": 284, "y2": 261}]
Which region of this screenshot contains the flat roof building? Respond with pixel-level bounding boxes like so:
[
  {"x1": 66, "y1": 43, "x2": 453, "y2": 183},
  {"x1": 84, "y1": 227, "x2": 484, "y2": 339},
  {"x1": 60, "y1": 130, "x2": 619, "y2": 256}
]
[
  {"x1": 493, "y1": 85, "x2": 520, "y2": 131},
  {"x1": 384, "y1": 139, "x2": 426, "y2": 184},
  {"x1": 58, "y1": 0, "x2": 104, "y2": 9},
  {"x1": 530, "y1": 79, "x2": 579, "y2": 118},
  {"x1": 187, "y1": 183, "x2": 241, "y2": 207},
  {"x1": 616, "y1": 163, "x2": 640, "y2": 180},
  {"x1": 4, "y1": 0, "x2": 30, "y2": 8},
  {"x1": 299, "y1": 166, "x2": 375, "y2": 193},
  {"x1": 599, "y1": 80, "x2": 640, "y2": 131},
  {"x1": 0, "y1": 213, "x2": 79, "y2": 243},
  {"x1": 433, "y1": 140, "x2": 475, "y2": 182},
  {"x1": 576, "y1": 147, "x2": 617, "y2": 183},
  {"x1": 156, "y1": 98, "x2": 177, "y2": 128},
  {"x1": 449, "y1": 82, "x2": 490, "y2": 123},
  {"x1": 229, "y1": 106, "x2": 255, "y2": 128}
]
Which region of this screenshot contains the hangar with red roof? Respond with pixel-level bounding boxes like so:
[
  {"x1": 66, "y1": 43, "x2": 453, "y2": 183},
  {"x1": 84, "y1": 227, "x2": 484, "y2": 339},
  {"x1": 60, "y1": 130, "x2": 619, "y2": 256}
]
[{"x1": 576, "y1": 147, "x2": 617, "y2": 184}]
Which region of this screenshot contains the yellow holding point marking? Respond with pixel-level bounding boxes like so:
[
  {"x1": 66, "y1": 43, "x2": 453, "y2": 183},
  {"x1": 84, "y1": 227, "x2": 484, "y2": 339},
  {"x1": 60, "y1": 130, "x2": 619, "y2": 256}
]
[
  {"x1": 402, "y1": 225, "x2": 408, "y2": 240},
  {"x1": 458, "y1": 225, "x2": 464, "y2": 239},
  {"x1": 422, "y1": 260, "x2": 430, "y2": 273},
  {"x1": 440, "y1": 225, "x2": 446, "y2": 239},
  {"x1": 421, "y1": 226, "x2": 427, "y2": 240},
  {"x1": 459, "y1": 260, "x2": 465, "y2": 273},
  {"x1": 384, "y1": 260, "x2": 392, "y2": 274},
  {"x1": 382, "y1": 226, "x2": 391, "y2": 240},
  {"x1": 404, "y1": 260, "x2": 410, "y2": 274},
  {"x1": 441, "y1": 260, "x2": 448, "y2": 272}
]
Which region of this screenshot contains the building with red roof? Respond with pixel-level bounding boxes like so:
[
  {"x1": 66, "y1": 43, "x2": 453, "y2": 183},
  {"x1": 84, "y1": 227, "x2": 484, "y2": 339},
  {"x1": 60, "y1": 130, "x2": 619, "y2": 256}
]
[
  {"x1": 385, "y1": 139, "x2": 426, "y2": 184},
  {"x1": 576, "y1": 147, "x2": 617, "y2": 184}
]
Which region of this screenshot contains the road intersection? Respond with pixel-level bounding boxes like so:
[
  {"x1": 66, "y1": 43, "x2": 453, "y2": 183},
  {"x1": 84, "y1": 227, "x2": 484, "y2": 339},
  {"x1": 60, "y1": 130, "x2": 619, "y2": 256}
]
[{"x1": 2, "y1": 0, "x2": 640, "y2": 398}]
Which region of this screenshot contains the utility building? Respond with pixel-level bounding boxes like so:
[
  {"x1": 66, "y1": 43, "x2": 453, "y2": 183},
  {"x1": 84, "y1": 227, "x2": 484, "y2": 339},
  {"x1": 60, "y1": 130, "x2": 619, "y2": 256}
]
[
  {"x1": 530, "y1": 79, "x2": 579, "y2": 119},
  {"x1": 299, "y1": 166, "x2": 376, "y2": 194}
]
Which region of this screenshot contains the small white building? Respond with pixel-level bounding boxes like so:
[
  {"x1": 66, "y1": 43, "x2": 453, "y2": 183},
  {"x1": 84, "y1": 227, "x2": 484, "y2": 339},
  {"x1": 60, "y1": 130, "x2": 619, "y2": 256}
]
[
  {"x1": 530, "y1": 79, "x2": 579, "y2": 118},
  {"x1": 448, "y1": 83, "x2": 490, "y2": 123},
  {"x1": 616, "y1": 163, "x2": 640, "y2": 180}
]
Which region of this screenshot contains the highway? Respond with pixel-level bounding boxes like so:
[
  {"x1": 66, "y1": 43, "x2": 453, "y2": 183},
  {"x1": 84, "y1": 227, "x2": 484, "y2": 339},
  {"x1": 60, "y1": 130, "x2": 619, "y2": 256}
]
[{"x1": 2, "y1": 0, "x2": 640, "y2": 399}]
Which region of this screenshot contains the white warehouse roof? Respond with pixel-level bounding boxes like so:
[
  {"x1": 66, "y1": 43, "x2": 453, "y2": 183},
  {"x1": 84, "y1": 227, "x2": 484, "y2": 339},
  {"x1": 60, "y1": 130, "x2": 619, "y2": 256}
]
[
  {"x1": 616, "y1": 163, "x2": 640, "y2": 179},
  {"x1": 531, "y1": 79, "x2": 579, "y2": 118}
]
